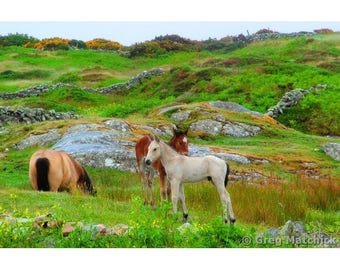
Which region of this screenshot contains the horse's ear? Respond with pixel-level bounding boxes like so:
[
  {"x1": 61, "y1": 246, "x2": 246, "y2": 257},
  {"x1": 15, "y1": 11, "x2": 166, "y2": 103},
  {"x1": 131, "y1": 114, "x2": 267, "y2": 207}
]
[
  {"x1": 154, "y1": 135, "x2": 160, "y2": 142},
  {"x1": 173, "y1": 126, "x2": 188, "y2": 136},
  {"x1": 173, "y1": 125, "x2": 181, "y2": 136}
]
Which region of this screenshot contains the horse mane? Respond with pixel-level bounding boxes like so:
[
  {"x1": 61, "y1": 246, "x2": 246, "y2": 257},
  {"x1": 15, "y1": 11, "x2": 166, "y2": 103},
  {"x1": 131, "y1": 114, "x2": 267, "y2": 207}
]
[
  {"x1": 159, "y1": 139, "x2": 179, "y2": 156},
  {"x1": 78, "y1": 166, "x2": 96, "y2": 196}
]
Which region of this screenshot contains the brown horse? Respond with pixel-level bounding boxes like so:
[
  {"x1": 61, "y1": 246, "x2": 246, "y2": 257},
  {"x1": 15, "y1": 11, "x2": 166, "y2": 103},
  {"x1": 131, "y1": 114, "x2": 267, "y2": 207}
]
[
  {"x1": 135, "y1": 129, "x2": 189, "y2": 207},
  {"x1": 29, "y1": 149, "x2": 96, "y2": 196}
]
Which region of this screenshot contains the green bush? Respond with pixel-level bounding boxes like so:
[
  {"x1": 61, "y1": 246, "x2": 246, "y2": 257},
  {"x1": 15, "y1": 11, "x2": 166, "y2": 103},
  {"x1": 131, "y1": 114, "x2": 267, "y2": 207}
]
[
  {"x1": 0, "y1": 69, "x2": 51, "y2": 80},
  {"x1": 0, "y1": 33, "x2": 39, "y2": 47}
]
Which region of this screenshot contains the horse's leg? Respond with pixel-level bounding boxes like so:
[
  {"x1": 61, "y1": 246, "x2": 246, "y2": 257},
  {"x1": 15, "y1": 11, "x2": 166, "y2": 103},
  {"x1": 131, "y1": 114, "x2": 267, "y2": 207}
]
[
  {"x1": 147, "y1": 168, "x2": 155, "y2": 209},
  {"x1": 166, "y1": 179, "x2": 172, "y2": 202},
  {"x1": 138, "y1": 161, "x2": 149, "y2": 205},
  {"x1": 178, "y1": 183, "x2": 188, "y2": 223},
  {"x1": 214, "y1": 179, "x2": 236, "y2": 224},
  {"x1": 170, "y1": 179, "x2": 180, "y2": 216},
  {"x1": 158, "y1": 164, "x2": 167, "y2": 201}
]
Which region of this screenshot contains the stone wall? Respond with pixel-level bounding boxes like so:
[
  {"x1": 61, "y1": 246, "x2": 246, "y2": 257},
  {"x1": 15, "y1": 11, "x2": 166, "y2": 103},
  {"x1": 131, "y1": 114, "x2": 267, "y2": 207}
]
[
  {"x1": 97, "y1": 68, "x2": 165, "y2": 94},
  {"x1": 0, "y1": 106, "x2": 80, "y2": 125},
  {"x1": 233, "y1": 31, "x2": 315, "y2": 44},
  {"x1": 266, "y1": 85, "x2": 327, "y2": 118},
  {"x1": 0, "y1": 83, "x2": 74, "y2": 100},
  {"x1": 0, "y1": 68, "x2": 165, "y2": 99}
]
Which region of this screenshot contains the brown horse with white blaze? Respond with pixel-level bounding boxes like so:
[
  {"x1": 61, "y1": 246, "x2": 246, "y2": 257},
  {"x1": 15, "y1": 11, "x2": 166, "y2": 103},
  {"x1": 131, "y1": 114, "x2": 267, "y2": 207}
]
[
  {"x1": 135, "y1": 128, "x2": 189, "y2": 207},
  {"x1": 29, "y1": 149, "x2": 96, "y2": 196}
]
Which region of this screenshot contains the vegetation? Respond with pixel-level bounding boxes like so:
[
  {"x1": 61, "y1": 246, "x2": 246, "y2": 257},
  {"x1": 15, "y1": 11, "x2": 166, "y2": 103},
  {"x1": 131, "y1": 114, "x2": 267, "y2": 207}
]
[{"x1": 0, "y1": 31, "x2": 339, "y2": 247}]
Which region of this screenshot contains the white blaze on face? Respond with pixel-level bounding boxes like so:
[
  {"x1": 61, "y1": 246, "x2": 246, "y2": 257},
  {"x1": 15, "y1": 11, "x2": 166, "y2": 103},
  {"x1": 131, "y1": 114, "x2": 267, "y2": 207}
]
[{"x1": 182, "y1": 137, "x2": 188, "y2": 144}]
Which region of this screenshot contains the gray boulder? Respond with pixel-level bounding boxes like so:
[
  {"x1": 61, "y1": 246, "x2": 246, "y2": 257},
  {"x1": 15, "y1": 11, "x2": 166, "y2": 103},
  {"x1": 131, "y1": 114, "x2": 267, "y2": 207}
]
[
  {"x1": 53, "y1": 129, "x2": 137, "y2": 172},
  {"x1": 222, "y1": 122, "x2": 262, "y2": 138},
  {"x1": 321, "y1": 143, "x2": 340, "y2": 161},
  {"x1": 209, "y1": 101, "x2": 264, "y2": 117},
  {"x1": 279, "y1": 220, "x2": 307, "y2": 238},
  {"x1": 171, "y1": 110, "x2": 192, "y2": 121},
  {"x1": 190, "y1": 119, "x2": 222, "y2": 135}
]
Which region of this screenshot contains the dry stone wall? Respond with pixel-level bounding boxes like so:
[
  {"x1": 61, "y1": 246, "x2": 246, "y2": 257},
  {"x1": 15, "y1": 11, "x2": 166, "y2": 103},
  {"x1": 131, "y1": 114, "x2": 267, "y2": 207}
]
[
  {"x1": 0, "y1": 106, "x2": 80, "y2": 125},
  {"x1": 0, "y1": 68, "x2": 165, "y2": 99},
  {"x1": 266, "y1": 85, "x2": 327, "y2": 118}
]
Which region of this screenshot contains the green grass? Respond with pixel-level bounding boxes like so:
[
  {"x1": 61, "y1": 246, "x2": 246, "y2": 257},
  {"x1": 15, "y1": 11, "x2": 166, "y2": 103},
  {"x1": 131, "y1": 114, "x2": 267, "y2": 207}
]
[
  {"x1": 1, "y1": 36, "x2": 339, "y2": 135},
  {"x1": 1, "y1": 34, "x2": 340, "y2": 247},
  {"x1": 0, "y1": 169, "x2": 339, "y2": 247}
]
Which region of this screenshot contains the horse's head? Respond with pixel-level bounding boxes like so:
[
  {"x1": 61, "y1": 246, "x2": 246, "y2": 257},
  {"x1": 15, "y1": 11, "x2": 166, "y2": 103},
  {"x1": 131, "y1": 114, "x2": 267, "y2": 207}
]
[
  {"x1": 170, "y1": 128, "x2": 189, "y2": 156},
  {"x1": 80, "y1": 167, "x2": 97, "y2": 196},
  {"x1": 145, "y1": 136, "x2": 161, "y2": 166}
]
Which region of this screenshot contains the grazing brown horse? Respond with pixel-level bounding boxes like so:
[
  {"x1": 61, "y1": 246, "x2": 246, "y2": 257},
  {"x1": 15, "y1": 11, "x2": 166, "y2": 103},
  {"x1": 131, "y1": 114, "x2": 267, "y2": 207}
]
[
  {"x1": 29, "y1": 149, "x2": 96, "y2": 196},
  {"x1": 135, "y1": 129, "x2": 189, "y2": 207}
]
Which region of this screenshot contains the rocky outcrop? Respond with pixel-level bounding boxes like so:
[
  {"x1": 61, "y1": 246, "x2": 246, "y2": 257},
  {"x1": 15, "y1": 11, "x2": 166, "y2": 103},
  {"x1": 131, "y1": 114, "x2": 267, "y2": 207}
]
[
  {"x1": 209, "y1": 101, "x2": 263, "y2": 117},
  {"x1": 160, "y1": 102, "x2": 263, "y2": 138},
  {"x1": 52, "y1": 122, "x2": 137, "y2": 172},
  {"x1": 16, "y1": 120, "x2": 269, "y2": 175},
  {"x1": 190, "y1": 119, "x2": 222, "y2": 135},
  {"x1": 266, "y1": 85, "x2": 327, "y2": 118},
  {"x1": 321, "y1": 143, "x2": 340, "y2": 161},
  {"x1": 222, "y1": 122, "x2": 262, "y2": 138},
  {"x1": 15, "y1": 129, "x2": 61, "y2": 150},
  {"x1": 0, "y1": 106, "x2": 80, "y2": 125},
  {"x1": 263, "y1": 220, "x2": 338, "y2": 247},
  {"x1": 190, "y1": 118, "x2": 261, "y2": 138}
]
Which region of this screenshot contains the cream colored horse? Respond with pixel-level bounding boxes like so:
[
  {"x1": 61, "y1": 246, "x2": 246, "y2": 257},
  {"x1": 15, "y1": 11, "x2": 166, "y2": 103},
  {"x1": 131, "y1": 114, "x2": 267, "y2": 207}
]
[{"x1": 145, "y1": 136, "x2": 235, "y2": 224}]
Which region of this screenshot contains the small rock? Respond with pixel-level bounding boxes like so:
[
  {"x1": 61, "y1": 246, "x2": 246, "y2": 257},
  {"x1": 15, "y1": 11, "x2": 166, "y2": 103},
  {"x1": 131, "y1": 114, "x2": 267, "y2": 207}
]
[
  {"x1": 104, "y1": 119, "x2": 132, "y2": 133},
  {"x1": 111, "y1": 224, "x2": 129, "y2": 236},
  {"x1": 62, "y1": 221, "x2": 84, "y2": 237},
  {"x1": 171, "y1": 110, "x2": 192, "y2": 121},
  {"x1": 279, "y1": 220, "x2": 306, "y2": 238}
]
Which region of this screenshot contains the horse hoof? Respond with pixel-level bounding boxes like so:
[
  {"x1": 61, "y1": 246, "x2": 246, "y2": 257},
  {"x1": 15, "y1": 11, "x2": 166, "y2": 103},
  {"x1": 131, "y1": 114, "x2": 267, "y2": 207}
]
[
  {"x1": 223, "y1": 218, "x2": 236, "y2": 224},
  {"x1": 182, "y1": 213, "x2": 188, "y2": 223}
]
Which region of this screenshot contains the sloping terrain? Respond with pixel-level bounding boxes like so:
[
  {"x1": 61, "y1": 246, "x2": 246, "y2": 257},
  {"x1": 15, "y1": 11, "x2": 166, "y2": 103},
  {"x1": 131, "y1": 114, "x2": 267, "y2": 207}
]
[{"x1": 0, "y1": 32, "x2": 339, "y2": 247}]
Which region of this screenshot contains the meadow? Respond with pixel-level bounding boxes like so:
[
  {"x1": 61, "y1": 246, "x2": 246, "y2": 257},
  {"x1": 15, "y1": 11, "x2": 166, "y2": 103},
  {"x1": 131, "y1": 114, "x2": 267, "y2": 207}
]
[{"x1": 0, "y1": 33, "x2": 339, "y2": 247}]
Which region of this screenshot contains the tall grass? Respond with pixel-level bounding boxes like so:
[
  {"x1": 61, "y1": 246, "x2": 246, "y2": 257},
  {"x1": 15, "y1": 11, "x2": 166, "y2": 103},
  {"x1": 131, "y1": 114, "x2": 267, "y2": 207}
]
[{"x1": 228, "y1": 177, "x2": 340, "y2": 227}]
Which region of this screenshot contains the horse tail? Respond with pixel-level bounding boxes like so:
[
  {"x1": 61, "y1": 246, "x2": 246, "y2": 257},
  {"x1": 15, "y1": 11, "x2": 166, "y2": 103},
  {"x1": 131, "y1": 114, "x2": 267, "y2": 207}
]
[
  {"x1": 36, "y1": 157, "x2": 50, "y2": 191},
  {"x1": 224, "y1": 163, "x2": 230, "y2": 187}
]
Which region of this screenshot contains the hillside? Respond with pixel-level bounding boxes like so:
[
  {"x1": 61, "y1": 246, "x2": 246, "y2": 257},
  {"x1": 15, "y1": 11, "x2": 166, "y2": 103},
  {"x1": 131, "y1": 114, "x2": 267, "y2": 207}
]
[{"x1": 0, "y1": 31, "x2": 339, "y2": 248}]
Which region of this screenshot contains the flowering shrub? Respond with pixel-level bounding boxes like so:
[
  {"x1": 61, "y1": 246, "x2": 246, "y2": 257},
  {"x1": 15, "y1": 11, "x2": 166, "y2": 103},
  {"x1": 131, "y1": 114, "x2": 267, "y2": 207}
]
[
  {"x1": 85, "y1": 38, "x2": 123, "y2": 50},
  {"x1": 34, "y1": 37, "x2": 70, "y2": 50}
]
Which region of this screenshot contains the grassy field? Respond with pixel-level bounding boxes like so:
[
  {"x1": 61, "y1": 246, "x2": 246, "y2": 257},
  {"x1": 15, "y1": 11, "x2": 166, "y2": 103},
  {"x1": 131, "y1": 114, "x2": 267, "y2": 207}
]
[{"x1": 0, "y1": 34, "x2": 339, "y2": 247}]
